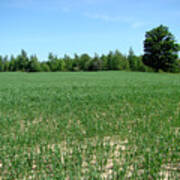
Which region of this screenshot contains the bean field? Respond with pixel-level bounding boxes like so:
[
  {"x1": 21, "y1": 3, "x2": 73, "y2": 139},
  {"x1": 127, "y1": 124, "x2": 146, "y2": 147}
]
[{"x1": 0, "y1": 72, "x2": 179, "y2": 179}]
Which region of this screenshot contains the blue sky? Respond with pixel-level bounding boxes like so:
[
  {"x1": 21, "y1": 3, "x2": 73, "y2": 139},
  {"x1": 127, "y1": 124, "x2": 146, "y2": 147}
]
[{"x1": 1, "y1": 0, "x2": 180, "y2": 60}]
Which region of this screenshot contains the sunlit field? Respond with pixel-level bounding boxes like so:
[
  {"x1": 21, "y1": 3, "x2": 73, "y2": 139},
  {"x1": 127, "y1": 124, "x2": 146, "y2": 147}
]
[{"x1": 0, "y1": 71, "x2": 179, "y2": 179}]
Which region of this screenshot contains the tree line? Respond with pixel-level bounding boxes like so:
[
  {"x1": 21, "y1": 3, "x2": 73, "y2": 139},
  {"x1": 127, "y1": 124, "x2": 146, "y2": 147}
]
[
  {"x1": 0, "y1": 49, "x2": 155, "y2": 72},
  {"x1": 0, "y1": 25, "x2": 180, "y2": 73}
]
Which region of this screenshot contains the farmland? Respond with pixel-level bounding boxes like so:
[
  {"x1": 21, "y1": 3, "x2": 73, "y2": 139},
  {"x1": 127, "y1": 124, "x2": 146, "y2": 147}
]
[{"x1": 0, "y1": 71, "x2": 179, "y2": 179}]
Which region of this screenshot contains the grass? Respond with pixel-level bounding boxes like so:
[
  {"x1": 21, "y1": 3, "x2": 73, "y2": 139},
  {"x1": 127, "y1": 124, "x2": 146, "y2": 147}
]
[{"x1": 0, "y1": 71, "x2": 179, "y2": 179}]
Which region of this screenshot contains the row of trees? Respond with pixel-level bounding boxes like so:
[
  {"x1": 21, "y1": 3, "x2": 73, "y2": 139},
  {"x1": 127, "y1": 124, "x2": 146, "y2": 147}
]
[
  {"x1": 0, "y1": 49, "x2": 154, "y2": 72},
  {"x1": 0, "y1": 25, "x2": 180, "y2": 73}
]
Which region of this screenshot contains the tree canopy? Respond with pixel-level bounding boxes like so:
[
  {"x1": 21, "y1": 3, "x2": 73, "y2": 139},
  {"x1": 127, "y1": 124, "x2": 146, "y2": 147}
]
[
  {"x1": 143, "y1": 25, "x2": 180, "y2": 72},
  {"x1": 0, "y1": 25, "x2": 179, "y2": 73}
]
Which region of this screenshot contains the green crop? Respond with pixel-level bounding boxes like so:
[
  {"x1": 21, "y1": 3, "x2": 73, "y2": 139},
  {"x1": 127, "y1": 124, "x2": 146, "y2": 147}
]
[{"x1": 0, "y1": 71, "x2": 179, "y2": 179}]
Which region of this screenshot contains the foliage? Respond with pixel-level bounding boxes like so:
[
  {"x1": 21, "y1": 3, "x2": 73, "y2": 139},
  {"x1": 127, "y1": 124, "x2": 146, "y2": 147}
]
[
  {"x1": 0, "y1": 49, "x2": 131, "y2": 72},
  {"x1": 0, "y1": 25, "x2": 179, "y2": 73},
  {"x1": 79, "y1": 53, "x2": 91, "y2": 71},
  {"x1": 143, "y1": 25, "x2": 180, "y2": 72},
  {"x1": 16, "y1": 49, "x2": 29, "y2": 71},
  {"x1": 41, "y1": 62, "x2": 50, "y2": 72},
  {"x1": 111, "y1": 50, "x2": 129, "y2": 70},
  {"x1": 28, "y1": 55, "x2": 42, "y2": 72},
  {"x1": 63, "y1": 54, "x2": 72, "y2": 71}
]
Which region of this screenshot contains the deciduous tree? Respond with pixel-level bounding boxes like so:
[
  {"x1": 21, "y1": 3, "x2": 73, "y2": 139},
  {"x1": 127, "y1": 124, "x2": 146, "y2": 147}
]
[{"x1": 143, "y1": 25, "x2": 180, "y2": 72}]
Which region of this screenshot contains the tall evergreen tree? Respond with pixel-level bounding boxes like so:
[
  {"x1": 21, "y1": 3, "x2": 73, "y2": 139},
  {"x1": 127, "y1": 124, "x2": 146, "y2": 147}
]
[
  {"x1": 107, "y1": 51, "x2": 114, "y2": 70},
  {"x1": 16, "y1": 50, "x2": 29, "y2": 71},
  {"x1": 63, "y1": 54, "x2": 72, "y2": 71},
  {"x1": 100, "y1": 54, "x2": 108, "y2": 70},
  {"x1": 47, "y1": 53, "x2": 59, "y2": 71},
  {"x1": 128, "y1": 47, "x2": 136, "y2": 70},
  {"x1": 28, "y1": 55, "x2": 41, "y2": 72},
  {"x1": 0, "y1": 56, "x2": 4, "y2": 72},
  {"x1": 3, "y1": 56, "x2": 10, "y2": 71},
  {"x1": 9, "y1": 55, "x2": 16, "y2": 71},
  {"x1": 79, "y1": 54, "x2": 91, "y2": 71}
]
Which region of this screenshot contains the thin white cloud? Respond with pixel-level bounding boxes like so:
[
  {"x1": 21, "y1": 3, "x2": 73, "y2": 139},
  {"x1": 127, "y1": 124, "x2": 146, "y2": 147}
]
[
  {"x1": 4, "y1": 0, "x2": 33, "y2": 8},
  {"x1": 85, "y1": 13, "x2": 132, "y2": 22},
  {"x1": 3, "y1": 0, "x2": 72, "y2": 12},
  {"x1": 3, "y1": 0, "x2": 112, "y2": 10},
  {"x1": 85, "y1": 12, "x2": 147, "y2": 28},
  {"x1": 82, "y1": 0, "x2": 111, "y2": 4},
  {"x1": 131, "y1": 22, "x2": 147, "y2": 29},
  {"x1": 4, "y1": 0, "x2": 148, "y2": 29},
  {"x1": 61, "y1": 7, "x2": 71, "y2": 13}
]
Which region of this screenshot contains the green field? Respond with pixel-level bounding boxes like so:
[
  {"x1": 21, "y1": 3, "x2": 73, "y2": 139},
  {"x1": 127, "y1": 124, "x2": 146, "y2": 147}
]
[{"x1": 0, "y1": 72, "x2": 179, "y2": 179}]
